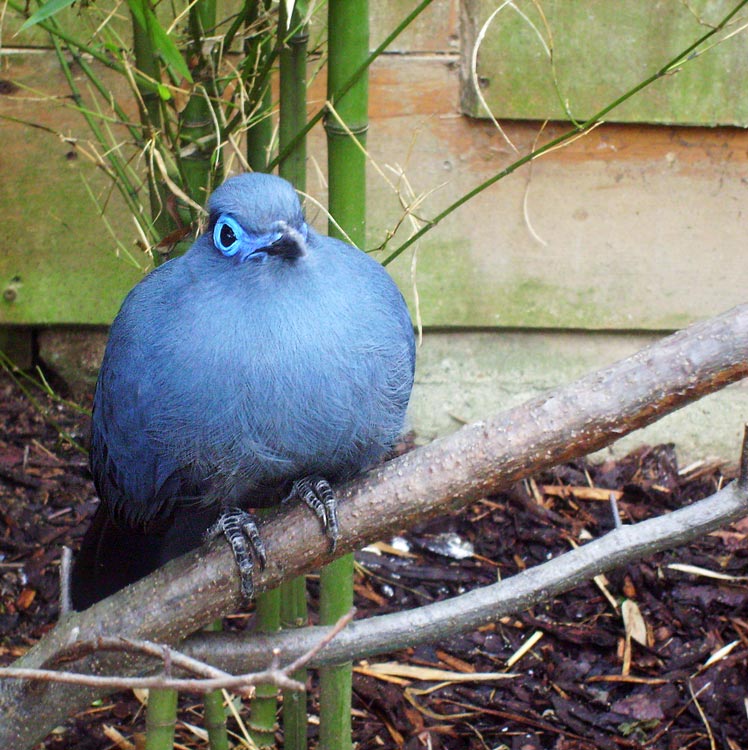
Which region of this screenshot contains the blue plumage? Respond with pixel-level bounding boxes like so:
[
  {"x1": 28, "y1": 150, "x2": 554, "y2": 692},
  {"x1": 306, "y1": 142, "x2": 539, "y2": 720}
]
[{"x1": 71, "y1": 173, "x2": 415, "y2": 609}]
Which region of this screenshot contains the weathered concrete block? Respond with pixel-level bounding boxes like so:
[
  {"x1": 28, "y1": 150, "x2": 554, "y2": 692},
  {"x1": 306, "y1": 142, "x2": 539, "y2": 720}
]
[
  {"x1": 410, "y1": 330, "x2": 748, "y2": 465},
  {"x1": 36, "y1": 328, "x2": 107, "y2": 402}
]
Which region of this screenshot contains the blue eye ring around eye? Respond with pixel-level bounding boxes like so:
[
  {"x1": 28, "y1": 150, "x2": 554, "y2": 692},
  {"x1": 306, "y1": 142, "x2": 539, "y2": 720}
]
[{"x1": 213, "y1": 215, "x2": 245, "y2": 257}]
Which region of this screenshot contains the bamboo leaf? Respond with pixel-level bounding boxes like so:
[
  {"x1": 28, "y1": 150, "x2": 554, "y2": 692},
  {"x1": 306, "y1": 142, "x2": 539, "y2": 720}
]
[
  {"x1": 356, "y1": 663, "x2": 518, "y2": 683},
  {"x1": 156, "y1": 83, "x2": 172, "y2": 101},
  {"x1": 20, "y1": 0, "x2": 76, "y2": 31},
  {"x1": 283, "y1": 0, "x2": 296, "y2": 28},
  {"x1": 125, "y1": 0, "x2": 193, "y2": 83}
]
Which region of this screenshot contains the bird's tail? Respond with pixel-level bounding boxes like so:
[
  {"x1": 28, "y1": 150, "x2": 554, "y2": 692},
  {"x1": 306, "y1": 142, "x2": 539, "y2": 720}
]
[{"x1": 70, "y1": 502, "x2": 217, "y2": 610}]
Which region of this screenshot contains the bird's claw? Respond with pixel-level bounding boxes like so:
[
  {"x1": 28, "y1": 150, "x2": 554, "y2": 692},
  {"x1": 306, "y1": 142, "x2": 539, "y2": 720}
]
[
  {"x1": 285, "y1": 475, "x2": 340, "y2": 552},
  {"x1": 206, "y1": 508, "x2": 266, "y2": 599}
]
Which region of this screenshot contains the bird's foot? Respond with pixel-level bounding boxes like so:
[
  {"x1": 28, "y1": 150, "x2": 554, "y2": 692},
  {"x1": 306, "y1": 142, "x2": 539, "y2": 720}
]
[
  {"x1": 205, "y1": 508, "x2": 267, "y2": 599},
  {"x1": 284, "y1": 475, "x2": 340, "y2": 552}
]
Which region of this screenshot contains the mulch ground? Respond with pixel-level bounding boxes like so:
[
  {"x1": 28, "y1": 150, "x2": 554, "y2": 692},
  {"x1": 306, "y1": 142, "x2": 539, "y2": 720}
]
[{"x1": 1, "y1": 367, "x2": 747, "y2": 750}]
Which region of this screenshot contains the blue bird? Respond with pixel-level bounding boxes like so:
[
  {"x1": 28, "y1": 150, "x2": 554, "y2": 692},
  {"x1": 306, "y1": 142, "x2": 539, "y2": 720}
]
[{"x1": 70, "y1": 172, "x2": 415, "y2": 610}]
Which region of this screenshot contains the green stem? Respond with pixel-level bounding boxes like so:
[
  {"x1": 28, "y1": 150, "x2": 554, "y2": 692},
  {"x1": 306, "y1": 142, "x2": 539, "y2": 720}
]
[
  {"x1": 245, "y1": 0, "x2": 275, "y2": 172},
  {"x1": 278, "y1": 6, "x2": 309, "y2": 747},
  {"x1": 203, "y1": 621, "x2": 230, "y2": 750},
  {"x1": 319, "y1": 3, "x2": 368, "y2": 749},
  {"x1": 318, "y1": 556, "x2": 355, "y2": 750},
  {"x1": 325, "y1": 0, "x2": 368, "y2": 245},
  {"x1": 129, "y1": 0, "x2": 172, "y2": 248},
  {"x1": 144, "y1": 688, "x2": 178, "y2": 750},
  {"x1": 177, "y1": 0, "x2": 220, "y2": 229},
  {"x1": 382, "y1": 0, "x2": 748, "y2": 264},
  {"x1": 278, "y1": 4, "x2": 308, "y2": 186},
  {"x1": 270, "y1": 0, "x2": 436, "y2": 172},
  {"x1": 251, "y1": 587, "x2": 281, "y2": 748},
  {"x1": 280, "y1": 576, "x2": 308, "y2": 750}
]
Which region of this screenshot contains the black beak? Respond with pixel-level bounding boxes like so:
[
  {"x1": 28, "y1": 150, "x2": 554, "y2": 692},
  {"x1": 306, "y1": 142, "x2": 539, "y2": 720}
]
[{"x1": 266, "y1": 223, "x2": 307, "y2": 259}]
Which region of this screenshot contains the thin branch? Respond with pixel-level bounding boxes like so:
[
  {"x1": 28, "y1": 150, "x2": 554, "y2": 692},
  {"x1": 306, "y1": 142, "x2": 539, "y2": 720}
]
[
  {"x1": 184, "y1": 473, "x2": 748, "y2": 672},
  {"x1": 0, "y1": 664, "x2": 302, "y2": 695},
  {"x1": 3, "y1": 611, "x2": 355, "y2": 696},
  {"x1": 280, "y1": 608, "x2": 354, "y2": 675}
]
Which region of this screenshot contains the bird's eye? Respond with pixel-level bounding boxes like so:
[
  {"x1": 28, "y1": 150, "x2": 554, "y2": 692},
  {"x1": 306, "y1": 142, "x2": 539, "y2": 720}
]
[
  {"x1": 220, "y1": 223, "x2": 236, "y2": 246},
  {"x1": 213, "y1": 216, "x2": 244, "y2": 257}
]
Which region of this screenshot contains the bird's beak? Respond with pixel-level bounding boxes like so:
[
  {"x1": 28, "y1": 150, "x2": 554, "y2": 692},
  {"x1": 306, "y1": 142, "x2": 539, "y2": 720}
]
[{"x1": 265, "y1": 222, "x2": 307, "y2": 260}]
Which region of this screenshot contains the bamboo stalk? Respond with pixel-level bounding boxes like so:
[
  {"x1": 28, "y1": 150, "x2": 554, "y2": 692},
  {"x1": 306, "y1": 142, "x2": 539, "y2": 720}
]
[
  {"x1": 129, "y1": 0, "x2": 172, "y2": 247},
  {"x1": 279, "y1": 576, "x2": 308, "y2": 750},
  {"x1": 318, "y1": 556, "x2": 354, "y2": 750},
  {"x1": 321, "y1": 2, "x2": 369, "y2": 748},
  {"x1": 241, "y1": 4, "x2": 284, "y2": 740},
  {"x1": 176, "y1": 0, "x2": 220, "y2": 243},
  {"x1": 186, "y1": 0, "x2": 219, "y2": 161},
  {"x1": 270, "y1": 0, "x2": 435, "y2": 172},
  {"x1": 144, "y1": 687, "x2": 178, "y2": 750},
  {"x1": 203, "y1": 620, "x2": 230, "y2": 750},
  {"x1": 278, "y1": 3, "x2": 308, "y2": 186},
  {"x1": 250, "y1": 588, "x2": 280, "y2": 748},
  {"x1": 278, "y1": 4, "x2": 310, "y2": 747},
  {"x1": 245, "y1": 0, "x2": 275, "y2": 172}
]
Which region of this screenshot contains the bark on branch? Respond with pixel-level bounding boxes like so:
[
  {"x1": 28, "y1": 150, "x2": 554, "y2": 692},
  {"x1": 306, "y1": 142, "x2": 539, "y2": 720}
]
[
  {"x1": 1, "y1": 303, "x2": 748, "y2": 748},
  {"x1": 181, "y1": 474, "x2": 748, "y2": 672}
]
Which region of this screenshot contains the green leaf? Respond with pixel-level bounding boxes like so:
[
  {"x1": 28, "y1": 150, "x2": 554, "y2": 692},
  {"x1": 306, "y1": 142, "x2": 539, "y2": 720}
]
[
  {"x1": 125, "y1": 0, "x2": 193, "y2": 84},
  {"x1": 284, "y1": 0, "x2": 296, "y2": 29},
  {"x1": 19, "y1": 0, "x2": 76, "y2": 31},
  {"x1": 157, "y1": 83, "x2": 172, "y2": 101}
]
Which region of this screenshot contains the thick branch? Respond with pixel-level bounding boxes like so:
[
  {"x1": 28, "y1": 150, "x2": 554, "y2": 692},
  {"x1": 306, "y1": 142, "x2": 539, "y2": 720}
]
[
  {"x1": 2, "y1": 303, "x2": 748, "y2": 749},
  {"x1": 182, "y1": 476, "x2": 748, "y2": 670}
]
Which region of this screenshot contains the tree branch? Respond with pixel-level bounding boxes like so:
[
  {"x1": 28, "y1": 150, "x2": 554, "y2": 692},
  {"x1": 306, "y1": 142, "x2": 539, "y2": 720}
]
[
  {"x1": 182, "y1": 461, "x2": 748, "y2": 671},
  {"x1": 1, "y1": 303, "x2": 747, "y2": 749},
  {"x1": 1, "y1": 610, "x2": 355, "y2": 696}
]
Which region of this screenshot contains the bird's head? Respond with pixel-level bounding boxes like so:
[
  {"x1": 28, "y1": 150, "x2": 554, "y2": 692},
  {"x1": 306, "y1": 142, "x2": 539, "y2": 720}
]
[{"x1": 206, "y1": 173, "x2": 308, "y2": 263}]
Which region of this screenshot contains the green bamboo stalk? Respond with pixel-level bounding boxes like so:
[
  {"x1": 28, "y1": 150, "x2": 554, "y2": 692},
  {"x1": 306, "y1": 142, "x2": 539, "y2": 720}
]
[
  {"x1": 144, "y1": 687, "x2": 178, "y2": 750},
  {"x1": 326, "y1": 1, "x2": 368, "y2": 242},
  {"x1": 278, "y1": 3, "x2": 308, "y2": 185},
  {"x1": 270, "y1": 0, "x2": 435, "y2": 172},
  {"x1": 279, "y1": 576, "x2": 308, "y2": 750},
  {"x1": 129, "y1": 0, "x2": 172, "y2": 250},
  {"x1": 245, "y1": 0, "x2": 275, "y2": 172},
  {"x1": 250, "y1": 587, "x2": 281, "y2": 748},
  {"x1": 278, "y1": 4, "x2": 310, "y2": 748},
  {"x1": 320, "y1": 2, "x2": 369, "y2": 749},
  {"x1": 177, "y1": 0, "x2": 221, "y2": 235},
  {"x1": 241, "y1": 4, "x2": 282, "y2": 741},
  {"x1": 203, "y1": 620, "x2": 230, "y2": 750},
  {"x1": 129, "y1": 0, "x2": 212, "y2": 730},
  {"x1": 318, "y1": 556, "x2": 355, "y2": 750},
  {"x1": 204, "y1": 691, "x2": 230, "y2": 750}
]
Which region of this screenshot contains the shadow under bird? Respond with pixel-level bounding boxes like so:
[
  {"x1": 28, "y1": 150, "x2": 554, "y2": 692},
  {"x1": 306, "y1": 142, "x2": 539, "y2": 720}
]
[{"x1": 70, "y1": 172, "x2": 415, "y2": 611}]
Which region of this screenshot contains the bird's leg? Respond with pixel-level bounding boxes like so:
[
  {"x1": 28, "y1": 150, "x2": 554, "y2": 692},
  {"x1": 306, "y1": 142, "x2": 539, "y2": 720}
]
[
  {"x1": 285, "y1": 475, "x2": 340, "y2": 552},
  {"x1": 205, "y1": 508, "x2": 267, "y2": 599}
]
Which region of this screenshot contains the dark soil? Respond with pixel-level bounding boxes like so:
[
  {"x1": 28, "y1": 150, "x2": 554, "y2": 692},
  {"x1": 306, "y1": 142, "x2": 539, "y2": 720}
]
[{"x1": 1, "y1": 368, "x2": 747, "y2": 750}]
